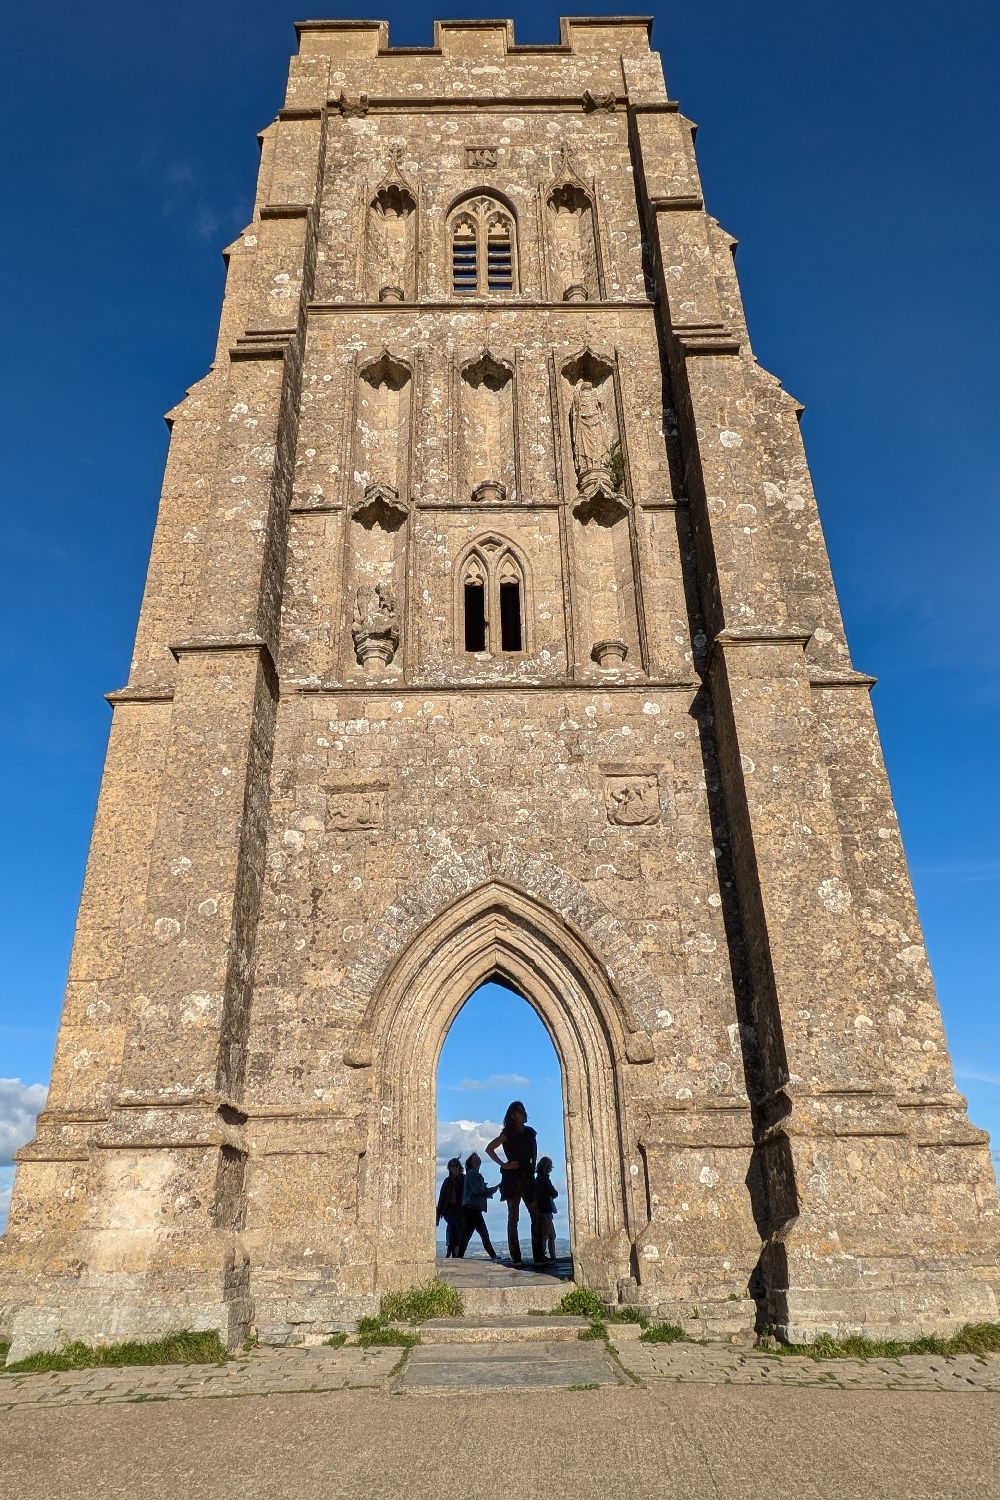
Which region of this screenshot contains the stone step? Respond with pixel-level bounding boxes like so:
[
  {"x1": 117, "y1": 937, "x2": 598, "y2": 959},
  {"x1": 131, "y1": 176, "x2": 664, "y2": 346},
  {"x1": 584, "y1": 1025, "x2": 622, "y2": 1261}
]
[
  {"x1": 458, "y1": 1283, "x2": 573, "y2": 1316},
  {"x1": 420, "y1": 1315, "x2": 590, "y2": 1344}
]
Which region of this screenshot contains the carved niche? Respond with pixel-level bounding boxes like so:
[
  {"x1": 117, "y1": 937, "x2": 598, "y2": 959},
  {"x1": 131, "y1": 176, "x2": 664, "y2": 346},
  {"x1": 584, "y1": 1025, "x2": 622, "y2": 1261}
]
[
  {"x1": 355, "y1": 350, "x2": 412, "y2": 499},
  {"x1": 546, "y1": 146, "x2": 599, "y2": 303},
  {"x1": 562, "y1": 348, "x2": 637, "y2": 671},
  {"x1": 562, "y1": 347, "x2": 627, "y2": 517},
  {"x1": 347, "y1": 351, "x2": 412, "y2": 674},
  {"x1": 365, "y1": 149, "x2": 417, "y2": 302},
  {"x1": 459, "y1": 350, "x2": 515, "y2": 504}
]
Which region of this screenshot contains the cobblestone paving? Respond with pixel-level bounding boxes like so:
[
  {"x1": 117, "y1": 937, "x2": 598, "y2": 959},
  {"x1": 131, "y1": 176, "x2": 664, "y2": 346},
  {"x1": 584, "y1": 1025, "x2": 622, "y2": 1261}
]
[
  {"x1": 0, "y1": 1345, "x2": 400, "y2": 1408},
  {"x1": 3, "y1": 1341, "x2": 1000, "y2": 1407},
  {"x1": 611, "y1": 1338, "x2": 1000, "y2": 1393}
]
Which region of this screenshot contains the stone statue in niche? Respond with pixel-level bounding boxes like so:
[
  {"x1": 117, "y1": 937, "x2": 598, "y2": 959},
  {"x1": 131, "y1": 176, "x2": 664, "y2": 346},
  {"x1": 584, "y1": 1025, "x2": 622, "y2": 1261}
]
[
  {"x1": 570, "y1": 380, "x2": 612, "y2": 485},
  {"x1": 605, "y1": 775, "x2": 660, "y2": 826},
  {"x1": 352, "y1": 583, "x2": 400, "y2": 670}
]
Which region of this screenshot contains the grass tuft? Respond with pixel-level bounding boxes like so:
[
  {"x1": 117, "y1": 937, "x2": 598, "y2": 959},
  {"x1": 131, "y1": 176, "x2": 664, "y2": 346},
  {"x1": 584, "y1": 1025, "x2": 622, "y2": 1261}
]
[
  {"x1": 0, "y1": 1342, "x2": 9, "y2": 1368},
  {"x1": 768, "y1": 1321, "x2": 1000, "y2": 1362},
  {"x1": 605, "y1": 1308, "x2": 649, "y2": 1326},
  {"x1": 356, "y1": 1316, "x2": 419, "y2": 1349},
  {"x1": 554, "y1": 1288, "x2": 605, "y2": 1320},
  {"x1": 578, "y1": 1322, "x2": 608, "y2": 1341},
  {"x1": 4, "y1": 1329, "x2": 229, "y2": 1375},
  {"x1": 639, "y1": 1322, "x2": 686, "y2": 1344},
  {"x1": 379, "y1": 1278, "x2": 463, "y2": 1325},
  {"x1": 323, "y1": 1333, "x2": 348, "y2": 1348}
]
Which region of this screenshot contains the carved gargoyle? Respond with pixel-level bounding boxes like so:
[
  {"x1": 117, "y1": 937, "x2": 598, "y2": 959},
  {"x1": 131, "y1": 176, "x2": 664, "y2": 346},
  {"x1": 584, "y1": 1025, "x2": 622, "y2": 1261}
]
[{"x1": 337, "y1": 91, "x2": 369, "y2": 117}]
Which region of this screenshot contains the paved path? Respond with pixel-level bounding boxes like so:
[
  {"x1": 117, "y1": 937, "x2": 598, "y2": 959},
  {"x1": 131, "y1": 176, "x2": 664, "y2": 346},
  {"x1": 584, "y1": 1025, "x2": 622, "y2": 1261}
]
[
  {"x1": 4, "y1": 1382, "x2": 999, "y2": 1499},
  {"x1": 4, "y1": 1339, "x2": 1000, "y2": 1408}
]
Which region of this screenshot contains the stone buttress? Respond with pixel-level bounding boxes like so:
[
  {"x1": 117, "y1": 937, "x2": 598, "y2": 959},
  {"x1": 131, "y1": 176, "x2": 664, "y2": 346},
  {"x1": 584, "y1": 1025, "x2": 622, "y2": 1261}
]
[{"x1": 2, "y1": 17, "x2": 996, "y2": 1359}]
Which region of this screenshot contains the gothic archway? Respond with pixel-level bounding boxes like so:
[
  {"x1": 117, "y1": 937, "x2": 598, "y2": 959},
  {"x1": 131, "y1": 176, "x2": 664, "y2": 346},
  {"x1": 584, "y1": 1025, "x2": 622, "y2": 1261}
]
[{"x1": 352, "y1": 880, "x2": 643, "y2": 1295}]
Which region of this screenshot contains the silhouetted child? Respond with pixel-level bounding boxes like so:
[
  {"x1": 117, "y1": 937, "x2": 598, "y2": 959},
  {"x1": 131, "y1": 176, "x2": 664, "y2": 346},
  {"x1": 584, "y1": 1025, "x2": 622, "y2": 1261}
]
[
  {"x1": 459, "y1": 1152, "x2": 499, "y2": 1260},
  {"x1": 534, "y1": 1157, "x2": 558, "y2": 1262},
  {"x1": 436, "y1": 1157, "x2": 465, "y2": 1258}
]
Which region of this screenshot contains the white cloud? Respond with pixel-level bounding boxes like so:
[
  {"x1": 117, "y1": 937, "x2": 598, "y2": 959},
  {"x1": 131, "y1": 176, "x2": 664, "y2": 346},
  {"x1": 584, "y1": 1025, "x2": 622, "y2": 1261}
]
[
  {"x1": 445, "y1": 1074, "x2": 530, "y2": 1094},
  {"x1": 955, "y1": 1069, "x2": 1000, "y2": 1089},
  {"x1": 0, "y1": 1166, "x2": 12, "y2": 1234},
  {"x1": 436, "y1": 1118, "x2": 501, "y2": 1174},
  {"x1": 0, "y1": 1079, "x2": 47, "y2": 1165}
]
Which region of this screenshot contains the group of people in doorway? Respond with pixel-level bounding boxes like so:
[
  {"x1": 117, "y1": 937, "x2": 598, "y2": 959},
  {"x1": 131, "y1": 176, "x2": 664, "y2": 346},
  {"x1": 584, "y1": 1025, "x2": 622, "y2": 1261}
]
[{"x1": 435, "y1": 1100, "x2": 559, "y2": 1267}]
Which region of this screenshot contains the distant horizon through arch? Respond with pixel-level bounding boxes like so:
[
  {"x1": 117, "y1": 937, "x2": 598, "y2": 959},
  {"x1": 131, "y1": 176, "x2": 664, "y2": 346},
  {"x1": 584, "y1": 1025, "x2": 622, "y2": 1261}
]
[{"x1": 434, "y1": 978, "x2": 569, "y2": 1262}]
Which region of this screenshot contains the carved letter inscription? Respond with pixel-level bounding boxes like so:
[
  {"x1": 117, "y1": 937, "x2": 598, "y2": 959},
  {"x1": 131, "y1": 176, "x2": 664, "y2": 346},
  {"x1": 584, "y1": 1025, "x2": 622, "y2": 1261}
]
[
  {"x1": 605, "y1": 775, "x2": 661, "y2": 826},
  {"x1": 327, "y1": 789, "x2": 385, "y2": 832}
]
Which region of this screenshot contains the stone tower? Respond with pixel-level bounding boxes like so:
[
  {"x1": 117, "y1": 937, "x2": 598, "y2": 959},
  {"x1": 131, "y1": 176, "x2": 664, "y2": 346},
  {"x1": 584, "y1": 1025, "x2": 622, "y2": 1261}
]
[{"x1": 2, "y1": 17, "x2": 997, "y2": 1362}]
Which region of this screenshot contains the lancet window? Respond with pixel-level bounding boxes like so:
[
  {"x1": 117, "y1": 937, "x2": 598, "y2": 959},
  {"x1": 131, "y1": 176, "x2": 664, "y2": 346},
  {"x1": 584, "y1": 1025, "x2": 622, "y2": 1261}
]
[
  {"x1": 459, "y1": 539, "x2": 527, "y2": 655},
  {"x1": 449, "y1": 196, "x2": 517, "y2": 296}
]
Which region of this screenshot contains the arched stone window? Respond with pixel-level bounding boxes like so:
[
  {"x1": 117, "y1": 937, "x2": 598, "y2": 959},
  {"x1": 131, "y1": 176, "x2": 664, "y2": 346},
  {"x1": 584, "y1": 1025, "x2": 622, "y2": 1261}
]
[
  {"x1": 449, "y1": 195, "x2": 517, "y2": 296},
  {"x1": 458, "y1": 536, "x2": 528, "y2": 655}
]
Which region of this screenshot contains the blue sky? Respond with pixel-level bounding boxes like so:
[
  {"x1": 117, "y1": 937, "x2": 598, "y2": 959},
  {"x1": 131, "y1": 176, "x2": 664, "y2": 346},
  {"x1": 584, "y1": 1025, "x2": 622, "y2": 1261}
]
[
  {"x1": 1, "y1": 1, "x2": 998, "y2": 1230},
  {"x1": 435, "y1": 982, "x2": 566, "y2": 1253}
]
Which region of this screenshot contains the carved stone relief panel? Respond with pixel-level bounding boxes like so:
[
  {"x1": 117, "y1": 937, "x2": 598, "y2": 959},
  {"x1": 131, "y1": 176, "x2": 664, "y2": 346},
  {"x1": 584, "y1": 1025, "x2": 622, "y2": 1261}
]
[
  {"x1": 604, "y1": 775, "x2": 661, "y2": 826},
  {"x1": 465, "y1": 144, "x2": 498, "y2": 169},
  {"x1": 326, "y1": 786, "x2": 386, "y2": 832},
  {"x1": 459, "y1": 350, "x2": 515, "y2": 503}
]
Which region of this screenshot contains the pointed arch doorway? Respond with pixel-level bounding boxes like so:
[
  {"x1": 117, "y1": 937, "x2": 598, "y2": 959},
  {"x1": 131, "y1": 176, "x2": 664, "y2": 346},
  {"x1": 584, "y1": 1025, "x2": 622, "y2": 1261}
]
[
  {"x1": 355, "y1": 881, "x2": 640, "y2": 1298},
  {"x1": 435, "y1": 977, "x2": 569, "y2": 1268}
]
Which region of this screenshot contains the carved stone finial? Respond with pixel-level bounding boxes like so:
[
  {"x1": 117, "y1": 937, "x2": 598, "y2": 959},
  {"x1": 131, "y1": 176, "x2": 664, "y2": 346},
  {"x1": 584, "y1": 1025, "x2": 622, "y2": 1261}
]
[{"x1": 352, "y1": 582, "x2": 400, "y2": 670}]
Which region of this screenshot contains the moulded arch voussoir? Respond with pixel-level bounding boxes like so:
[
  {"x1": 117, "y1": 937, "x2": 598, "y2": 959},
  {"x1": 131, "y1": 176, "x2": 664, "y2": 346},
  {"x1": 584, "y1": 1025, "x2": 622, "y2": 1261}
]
[{"x1": 341, "y1": 850, "x2": 663, "y2": 1062}]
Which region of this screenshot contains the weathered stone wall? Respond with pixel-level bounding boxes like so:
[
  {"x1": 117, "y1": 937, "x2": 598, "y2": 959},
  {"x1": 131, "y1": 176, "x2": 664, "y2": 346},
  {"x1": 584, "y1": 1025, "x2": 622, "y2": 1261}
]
[{"x1": 2, "y1": 16, "x2": 996, "y2": 1361}]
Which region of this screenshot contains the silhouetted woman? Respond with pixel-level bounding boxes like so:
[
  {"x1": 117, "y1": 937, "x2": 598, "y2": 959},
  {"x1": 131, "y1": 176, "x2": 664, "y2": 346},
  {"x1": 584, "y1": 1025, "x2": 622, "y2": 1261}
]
[{"x1": 486, "y1": 1100, "x2": 542, "y2": 1266}]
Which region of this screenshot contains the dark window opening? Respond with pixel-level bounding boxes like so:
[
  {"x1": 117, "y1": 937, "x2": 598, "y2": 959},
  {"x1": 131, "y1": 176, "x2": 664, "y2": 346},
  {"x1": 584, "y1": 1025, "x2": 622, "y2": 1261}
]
[
  {"x1": 487, "y1": 229, "x2": 513, "y2": 291},
  {"x1": 453, "y1": 228, "x2": 478, "y2": 294},
  {"x1": 499, "y1": 580, "x2": 523, "y2": 652},
  {"x1": 464, "y1": 583, "x2": 487, "y2": 652}
]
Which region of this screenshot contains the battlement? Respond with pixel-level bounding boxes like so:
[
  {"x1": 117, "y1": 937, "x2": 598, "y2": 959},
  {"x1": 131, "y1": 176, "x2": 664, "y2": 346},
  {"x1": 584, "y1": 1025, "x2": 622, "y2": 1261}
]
[
  {"x1": 294, "y1": 17, "x2": 654, "y2": 58},
  {"x1": 287, "y1": 16, "x2": 665, "y2": 109}
]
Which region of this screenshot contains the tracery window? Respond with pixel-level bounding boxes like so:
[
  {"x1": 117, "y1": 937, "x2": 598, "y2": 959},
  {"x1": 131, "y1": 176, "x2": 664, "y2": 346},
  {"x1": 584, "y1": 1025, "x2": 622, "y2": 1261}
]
[
  {"x1": 449, "y1": 196, "x2": 517, "y2": 296},
  {"x1": 459, "y1": 539, "x2": 527, "y2": 655}
]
